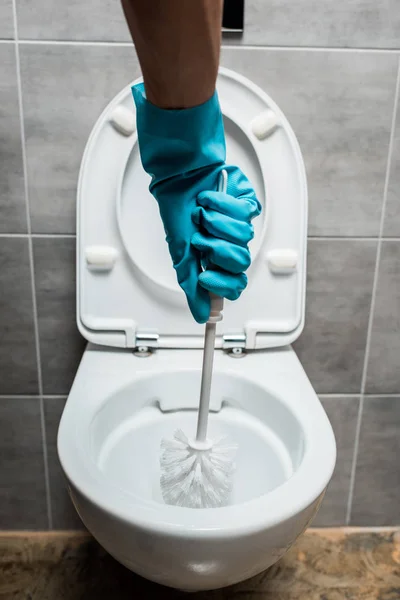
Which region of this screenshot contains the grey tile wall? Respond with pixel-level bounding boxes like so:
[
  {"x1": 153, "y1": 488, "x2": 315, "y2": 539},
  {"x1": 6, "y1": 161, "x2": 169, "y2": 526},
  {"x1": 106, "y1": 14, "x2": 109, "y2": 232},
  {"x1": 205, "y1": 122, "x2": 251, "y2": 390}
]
[
  {"x1": 20, "y1": 45, "x2": 141, "y2": 233},
  {"x1": 0, "y1": 397, "x2": 48, "y2": 529},
  {"x1": 16, "y1": 0, "x2": 130, "y2": 42},
  {"x1": 240, "y1": 0, "x2": 400, "y2": 49},
  {"x1": 384, "y1": 98, "x2": 400, "y2": 236},
  {"x1": 294, "y1": 240, "x2": 376, "y2": 393},
  {"x1": 33, "y1": 237, "x2": 85, "y2": 394},
  {"x1": 365, "y1": 242, "x2": 400, "y2": 394},
  {"x1": 44, "y1": 397, "x2": 84, "y2": 529},
  {"x1": 313, "y1": 396, "x2": 360, "y2": 527},
  {"x1": 0, "y1": 44, "x2": 26, "y2": 233},
  {"x1": 13, "y1": 0, "x2": 400, "y2": 49},
  {"x1": 1, "y1": 1, "x2": 400, "y2": 529},
  {"x1": 0, "y1": 237, "x2": 38, "y2": 394},
  {"x1": 351, "y1": 397, "x2": 400, "y2": 525},
  {"x1": 0, "y1": 1, "x2": 14, "y2": 39},
  {"x1": 221, "y1": 49, "x2": 397, "y2": 236}
]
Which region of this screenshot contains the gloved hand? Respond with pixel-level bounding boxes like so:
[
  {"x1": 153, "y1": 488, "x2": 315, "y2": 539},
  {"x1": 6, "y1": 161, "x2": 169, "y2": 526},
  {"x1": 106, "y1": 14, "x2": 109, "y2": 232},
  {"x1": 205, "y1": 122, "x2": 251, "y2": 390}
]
[{"x1": 132, "y1": 83, "x2": 261, "y2": 324}]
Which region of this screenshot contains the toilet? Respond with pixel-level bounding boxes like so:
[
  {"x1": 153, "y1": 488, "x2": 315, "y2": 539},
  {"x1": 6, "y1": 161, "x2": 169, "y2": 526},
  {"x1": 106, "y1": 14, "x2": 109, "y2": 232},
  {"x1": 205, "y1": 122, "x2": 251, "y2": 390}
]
[{"x1": 58, "y1": 67, "x2": 336, "y2": 591}]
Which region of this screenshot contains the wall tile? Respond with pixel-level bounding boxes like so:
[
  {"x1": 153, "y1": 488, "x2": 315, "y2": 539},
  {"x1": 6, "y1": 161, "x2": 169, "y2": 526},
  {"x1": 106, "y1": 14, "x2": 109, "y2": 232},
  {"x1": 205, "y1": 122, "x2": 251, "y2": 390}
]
[
  {"x1": 19, "y1": 46, "x2": 396, "y2": 237},
  {"x1": 313, "y1": 396, "x2": 359, "y2": 526},
  {"x1": 44, "y1": 397, "x2": 84, "y2": 529},
  {"x1": 366, "y1": 242, "x2": 400, "y2": 394},
  {"x1": 16, "y1": 0, "x2": 130, "y2": 41},
  {"x1": 14, "y1": 0, "x2": 400, "y2": 48},
  {"x1": 0, "y1": 397, "x2": 48, "y2": 529},
  {"x1": 383, "y1": 94, "x2": 400, "y2": 237},
  {"x1": 351, "y1": 396, "x2": 400, "y2": 525},
  {"x1": 0, "y1": 238, "x2": 38, "y2": 394},
  {"x1": 20, "y1": 45, "x2": 141, "y2": 233},
  {"x1": 294, "y1": 240, "x2": 376, "y2": 393},
  {"x1": 221, "y1": 48, "x2": 396, "y2": 236},
  {"x1": 0, "y1": 44, "x2": 26, "y2": 233},
  {"x1": 33, "y1": 237, "x2": 85, "y2": 394},
  {"x1": 0, "y1": 1, "x2": 14, "y2": 39},
  {"x1": 237, "y1": 0, "x2": 400, "y2": 49}
]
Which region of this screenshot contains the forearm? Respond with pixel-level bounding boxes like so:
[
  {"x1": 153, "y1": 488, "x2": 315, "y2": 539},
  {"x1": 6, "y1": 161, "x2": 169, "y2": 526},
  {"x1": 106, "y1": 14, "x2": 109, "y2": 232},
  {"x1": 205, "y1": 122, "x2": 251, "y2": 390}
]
[{"x1": 121, "y1": 0, "x2": 223, "y2": 109}]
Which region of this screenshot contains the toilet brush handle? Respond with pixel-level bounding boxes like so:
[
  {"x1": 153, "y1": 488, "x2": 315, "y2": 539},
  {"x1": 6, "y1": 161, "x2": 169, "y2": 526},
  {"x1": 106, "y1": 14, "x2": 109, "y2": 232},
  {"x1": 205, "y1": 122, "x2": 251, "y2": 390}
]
[
  {"x1": 196, "y1": 319, "x2": 217, "y2": 443},
  {"x1": 195, "y1": 170, "x2": 227, "y2": 444},
  {"x1": 195, "y1": 294, "x2": 224, "y2": 443}
]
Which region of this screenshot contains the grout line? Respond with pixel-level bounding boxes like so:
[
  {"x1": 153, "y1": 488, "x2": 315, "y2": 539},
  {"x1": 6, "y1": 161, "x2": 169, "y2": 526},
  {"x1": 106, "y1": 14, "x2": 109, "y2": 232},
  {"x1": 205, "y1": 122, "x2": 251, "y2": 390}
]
[
  {"x1": 18, "y1": 39, "x2": 133, "y2": 47},
  {"x1": 0, "y1": 232, "x2": 29, "y2": 237},
  {"x1": 12, "y1": 0, "x2": 53, "y2": 530},
  {"x1": 318, "y1": 394, "x2": 360, "y2": 399},
  {"x1": 2, "y1": 531, "x2": 90, "y2": 538},
  {"x1": 363, "y1": 394, "x2": 400, "y2": 399},
  {"x1": 0, "y1": 395, "x2": 41, "y2": 400},
  {"x1": 345, "y1": 396, "x2": 363, "y2": 526},
  {"x1": 0, "y1": 394, "x2": 68, "y2": 399},
  {"x1": 345, "y1": 57, "x2": 400, "y2": 526},
  {"x1": 310, "y1": 236, "x2": 400, "y2": 241},
  {"x1": 222, "y1": 45, "x2": 400, "y2": 54},
  {"x1": 0, "y1": 235, "x2": 399, "y2": 245},
  {"x1": 10, "y1": 39, "x2": 400, "y2": 53},
  {"x1": 0, "y1": 233, "x2": 76, "y2": 238},
  {"x1": 32, "y1": 233, "x2": 76, "y2": 238},
  {"x1": 308, "y1": 236, "x2": 380, "y2": 241}
]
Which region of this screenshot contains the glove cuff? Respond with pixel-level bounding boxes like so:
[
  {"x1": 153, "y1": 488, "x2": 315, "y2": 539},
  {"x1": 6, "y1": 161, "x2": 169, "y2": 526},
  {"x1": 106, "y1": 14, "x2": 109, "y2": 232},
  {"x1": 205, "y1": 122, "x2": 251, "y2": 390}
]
[{"x1": 132, "y1": 83, "x2": 226, "y2": 186}]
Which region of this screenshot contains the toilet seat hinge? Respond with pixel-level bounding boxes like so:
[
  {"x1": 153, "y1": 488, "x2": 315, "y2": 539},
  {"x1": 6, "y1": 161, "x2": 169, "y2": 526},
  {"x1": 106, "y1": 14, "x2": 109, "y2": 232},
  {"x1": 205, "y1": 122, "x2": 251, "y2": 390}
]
[
  {"x1": 222, "y1": 333, "x2": 246, "y2": 356},
  {"x1": 134, "y1": 331, "x2": 159, "y2": 356}
]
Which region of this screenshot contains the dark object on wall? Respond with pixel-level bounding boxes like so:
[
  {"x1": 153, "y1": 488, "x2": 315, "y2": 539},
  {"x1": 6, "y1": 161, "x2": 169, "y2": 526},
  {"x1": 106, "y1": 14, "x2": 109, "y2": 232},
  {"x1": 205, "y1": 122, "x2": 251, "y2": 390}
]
[{"x1": 222, "y1": 0, "x2": 244, "y2": 32}]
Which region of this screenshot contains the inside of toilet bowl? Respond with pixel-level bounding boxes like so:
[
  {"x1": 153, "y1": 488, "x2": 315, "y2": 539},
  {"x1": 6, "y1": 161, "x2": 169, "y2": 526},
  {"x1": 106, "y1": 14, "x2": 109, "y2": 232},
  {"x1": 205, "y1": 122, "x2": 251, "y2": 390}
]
[{"x1": 89, "y1": 371, "x2": 305, "y2": 508}]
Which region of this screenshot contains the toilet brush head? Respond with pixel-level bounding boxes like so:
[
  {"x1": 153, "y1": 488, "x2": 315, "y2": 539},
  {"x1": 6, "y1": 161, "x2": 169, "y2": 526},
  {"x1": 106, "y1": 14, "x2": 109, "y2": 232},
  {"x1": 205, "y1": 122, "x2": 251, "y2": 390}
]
[{"x1": 160, "y1": 429, "x2": 237, "y2": 509}]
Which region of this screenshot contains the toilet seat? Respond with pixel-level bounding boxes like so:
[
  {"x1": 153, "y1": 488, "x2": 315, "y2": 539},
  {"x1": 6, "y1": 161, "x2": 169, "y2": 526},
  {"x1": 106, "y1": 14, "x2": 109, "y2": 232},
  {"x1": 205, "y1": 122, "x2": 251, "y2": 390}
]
[
  {"x1": 77, "y1": 68, "x2": 308, "y2": 350},
  {"x1": 58, "y1": 346, "x2": 335, "y2": 536}
]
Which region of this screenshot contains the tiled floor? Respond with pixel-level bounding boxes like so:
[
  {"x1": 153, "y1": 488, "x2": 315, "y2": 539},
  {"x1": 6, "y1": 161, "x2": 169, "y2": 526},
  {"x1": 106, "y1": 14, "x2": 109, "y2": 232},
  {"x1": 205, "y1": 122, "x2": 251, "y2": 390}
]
[{"x1": 1, "y1": 529, "x2": 400, "y2": 599}]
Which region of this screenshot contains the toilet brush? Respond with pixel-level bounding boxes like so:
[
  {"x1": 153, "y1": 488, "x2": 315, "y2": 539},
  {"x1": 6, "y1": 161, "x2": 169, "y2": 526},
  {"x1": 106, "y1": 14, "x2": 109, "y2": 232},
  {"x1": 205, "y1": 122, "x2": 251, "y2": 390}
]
[{"x1": 160, "y1": 170, "x2": 237, "y2": 509}]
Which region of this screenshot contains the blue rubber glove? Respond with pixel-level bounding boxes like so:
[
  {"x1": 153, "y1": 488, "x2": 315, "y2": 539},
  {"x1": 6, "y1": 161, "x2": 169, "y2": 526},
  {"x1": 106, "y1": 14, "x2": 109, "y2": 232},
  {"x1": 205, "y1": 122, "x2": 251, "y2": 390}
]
[{"x1": 132, "y1": 83, "x2": 261, "y2": 324}]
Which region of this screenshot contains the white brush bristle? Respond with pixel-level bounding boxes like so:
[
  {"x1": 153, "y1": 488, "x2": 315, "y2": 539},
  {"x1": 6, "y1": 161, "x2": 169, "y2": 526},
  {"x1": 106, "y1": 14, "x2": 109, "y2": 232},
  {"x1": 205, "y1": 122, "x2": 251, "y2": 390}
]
[{"x1": 160, "y1": 429, "x2": 237, "y2": 509}]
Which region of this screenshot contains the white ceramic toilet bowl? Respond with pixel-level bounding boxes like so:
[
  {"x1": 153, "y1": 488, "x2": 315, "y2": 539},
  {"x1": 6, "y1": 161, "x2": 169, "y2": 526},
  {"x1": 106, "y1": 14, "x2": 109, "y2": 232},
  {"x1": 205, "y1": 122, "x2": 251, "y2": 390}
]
[{"x1": 58, "y1": 344, "x2": 336, "y2": 591}]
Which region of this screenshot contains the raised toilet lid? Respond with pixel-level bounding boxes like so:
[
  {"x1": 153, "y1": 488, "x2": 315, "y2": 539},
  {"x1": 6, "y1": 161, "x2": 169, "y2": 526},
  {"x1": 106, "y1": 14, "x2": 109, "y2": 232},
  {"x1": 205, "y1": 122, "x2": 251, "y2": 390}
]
[{"x1": 77, "y1": 68, "x2": 307, "y2": 350}]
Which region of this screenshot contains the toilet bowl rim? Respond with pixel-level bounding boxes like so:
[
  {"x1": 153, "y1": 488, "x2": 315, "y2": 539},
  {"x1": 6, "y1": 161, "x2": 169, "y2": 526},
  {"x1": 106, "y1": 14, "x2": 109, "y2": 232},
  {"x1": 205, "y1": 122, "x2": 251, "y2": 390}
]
[{"x1": 58, "y1": 366, "x2": 336, "y2": 537}]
